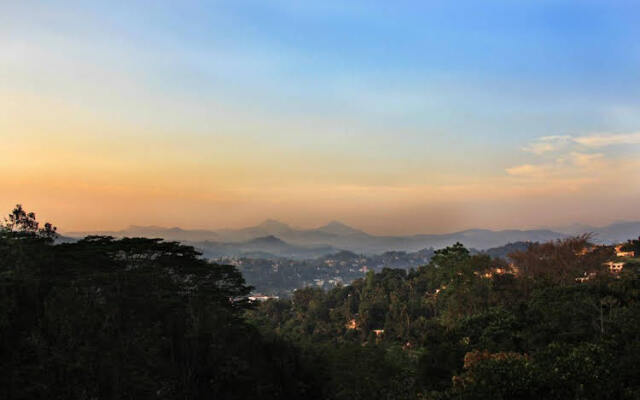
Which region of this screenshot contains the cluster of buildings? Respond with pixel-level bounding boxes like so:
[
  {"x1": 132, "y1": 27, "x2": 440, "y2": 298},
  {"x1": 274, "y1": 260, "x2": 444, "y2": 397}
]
[
  {"x1": 604, "y1": 243, "x2": 637, "y2": 273},
  {"x1": 615, "y1": 244, "x2": 636, "y2": 258},
  {"x1": 577, "y1": 242, "x2": 638, "y2": 282}
]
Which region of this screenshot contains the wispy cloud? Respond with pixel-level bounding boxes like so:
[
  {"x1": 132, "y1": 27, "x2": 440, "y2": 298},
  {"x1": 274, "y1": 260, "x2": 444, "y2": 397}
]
[
  {"x1": 505, "y1": 164, "x2": 550, "y2": 177},
  {"x1": 521, "y1": 131, "x2": 640, "y2": 155},
  {"x1": 507, "y1": 131, "x2": 638, "y2": 184},
  {"x1": 522, "y1": 135, "x2": 571, "y2": 155},
  {"x1": 573, "y1": 131, "x2": 640, "y2": 147},
  {"x1": 569, "y1": 152, "x2": 604, "y2": 168}
]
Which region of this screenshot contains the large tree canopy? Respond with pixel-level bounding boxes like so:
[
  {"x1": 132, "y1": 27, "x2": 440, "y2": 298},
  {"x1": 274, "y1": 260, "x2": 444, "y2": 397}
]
[{"x1": 0, "y1": 207, "x2": 319, "y2": 400}]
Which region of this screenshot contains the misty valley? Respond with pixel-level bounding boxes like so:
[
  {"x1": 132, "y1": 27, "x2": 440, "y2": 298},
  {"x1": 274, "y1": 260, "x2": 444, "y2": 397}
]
[{"x1": 67, "y1": 219, "x2": 640, "y2": 297}]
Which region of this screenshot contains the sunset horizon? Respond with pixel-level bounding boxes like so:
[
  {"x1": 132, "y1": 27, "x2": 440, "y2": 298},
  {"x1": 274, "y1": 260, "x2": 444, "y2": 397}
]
[
  {"x1": 3, "y1": 2, "x2": 639, "y2": 234},
  {"x1": 55, "y1": 215, "x2": 640, "y2": 238}
]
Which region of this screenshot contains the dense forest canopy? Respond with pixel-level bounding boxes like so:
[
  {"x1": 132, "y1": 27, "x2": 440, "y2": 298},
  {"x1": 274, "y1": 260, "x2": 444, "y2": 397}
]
[
  {"x1": 0, "y1": 205, "x2": 319, "y2": 399},
  {"x1": 2, "y1": 205, "x2": 640, "y2": 399}
]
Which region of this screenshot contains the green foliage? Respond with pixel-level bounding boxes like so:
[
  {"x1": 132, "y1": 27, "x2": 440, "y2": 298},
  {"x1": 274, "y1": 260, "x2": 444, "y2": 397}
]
[
  {"x1": 3, "y1": 207, "x2": 640, "y2": 399},
  {"x1": 249, "y1": 239, "x2": 640, "y2": 399},
  {"x1": 0, "y1": 230, "x2": 320, "y2": 399},
  {"x1": 452, "y1": 350, "x2": 536, "y2": 400}
]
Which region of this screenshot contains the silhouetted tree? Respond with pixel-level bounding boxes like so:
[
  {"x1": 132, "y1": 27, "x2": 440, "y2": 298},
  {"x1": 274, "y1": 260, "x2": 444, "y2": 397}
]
[{"x1": 2, "y1": 204, "x2": 57, "y2": 239}]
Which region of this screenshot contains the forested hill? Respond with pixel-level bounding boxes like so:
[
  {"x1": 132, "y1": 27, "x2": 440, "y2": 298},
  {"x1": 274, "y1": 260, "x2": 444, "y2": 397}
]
[
  {"x1": 0, "y1": 235, "x2": 328, "y2": 398},
  {"x1": 2, "y1": 205, "x2": 640, "y2": 399},
  {"x1": 247, "y1": 239, "x2": 640, "y2": 399},
  {"x1": 0, "y1": 206, "x2": 320, "y2": 399}
]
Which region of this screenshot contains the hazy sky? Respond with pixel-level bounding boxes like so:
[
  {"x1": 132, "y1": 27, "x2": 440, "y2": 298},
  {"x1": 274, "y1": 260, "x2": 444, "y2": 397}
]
[{"x1": 2, "y1": 1, "x2": 639, "y2": 234}]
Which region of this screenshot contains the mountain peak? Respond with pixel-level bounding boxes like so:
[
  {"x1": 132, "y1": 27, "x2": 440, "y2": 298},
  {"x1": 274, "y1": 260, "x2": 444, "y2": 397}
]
[
  {"x1": 248, "y1": 235, "x2": 287, "y2": 245},
  {"x1": 325, "y1": 220, "x2": 350, "y2": 228},
  {"x1": 256, "y1": 219, "x2": 291, "y2": 231},
  {"x1": 317, "y1": 221, "x2": 363, "y2": 235}
]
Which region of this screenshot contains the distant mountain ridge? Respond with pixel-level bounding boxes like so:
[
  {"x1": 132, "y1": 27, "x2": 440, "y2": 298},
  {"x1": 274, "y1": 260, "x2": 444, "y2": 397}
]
[
  {"x1": 194, "y1": 235, "x2": 338, "y2": 260},
  {"x1": 554, "y1": 221, "x2": 640, "y2": 244},
  {"x1": 315, "y1": 221, "x2": 367, "y2": 236},
  {"x1": 65, "y1": 218, "x2": 639, "y2": 258}
]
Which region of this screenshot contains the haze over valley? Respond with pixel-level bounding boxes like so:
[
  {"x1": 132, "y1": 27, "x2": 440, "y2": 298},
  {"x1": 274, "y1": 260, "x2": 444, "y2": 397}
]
[{"x1": 67, "y1": 219, "x2": 640, "y2": 258}]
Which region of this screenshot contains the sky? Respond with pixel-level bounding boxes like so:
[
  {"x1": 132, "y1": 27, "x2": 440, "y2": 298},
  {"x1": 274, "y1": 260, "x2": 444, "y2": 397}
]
[{"x1": 1, "y1": 0, "x2": 639, "y2": 235}]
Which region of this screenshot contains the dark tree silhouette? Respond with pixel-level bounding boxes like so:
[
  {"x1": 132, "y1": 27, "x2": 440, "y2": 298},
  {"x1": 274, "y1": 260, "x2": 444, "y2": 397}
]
[{"x1": 2, "y1": 204, "x2": 57, "y2": 239}]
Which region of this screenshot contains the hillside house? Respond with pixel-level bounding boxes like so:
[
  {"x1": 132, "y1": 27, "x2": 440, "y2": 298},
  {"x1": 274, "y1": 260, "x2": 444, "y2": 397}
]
[{"x1": 615, "y1": 244, "x2": 635, "y2": 258}]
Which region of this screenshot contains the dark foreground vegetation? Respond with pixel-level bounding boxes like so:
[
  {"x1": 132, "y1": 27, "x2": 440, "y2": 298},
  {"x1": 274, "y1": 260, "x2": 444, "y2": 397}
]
[{"x1": 2, "y1": 205, "x2": 640, "y2": 399}]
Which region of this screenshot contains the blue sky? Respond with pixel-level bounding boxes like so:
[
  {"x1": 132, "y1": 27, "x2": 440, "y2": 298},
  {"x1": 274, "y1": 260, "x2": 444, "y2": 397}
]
[{"x1": 1, "y1": 1, "x2": 639, "y2": 232}]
